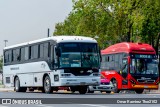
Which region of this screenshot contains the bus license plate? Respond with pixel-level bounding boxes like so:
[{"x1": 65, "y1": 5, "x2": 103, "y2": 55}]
[
  {"x1": 144, "y1": 86, "x2": 148, "y2": 88},
  {"x1": 80, "y1": 82, "x2": 86, "y2": 85}
]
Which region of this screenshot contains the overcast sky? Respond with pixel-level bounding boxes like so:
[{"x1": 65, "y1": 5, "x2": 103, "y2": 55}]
[{"x1": 0, "y1": 0, "x2": 73, "y2": 55}]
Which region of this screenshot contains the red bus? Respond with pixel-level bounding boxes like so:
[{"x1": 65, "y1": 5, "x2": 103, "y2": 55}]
[{"x1": 101, "y1": 42, "x2": 159, "y2": 94}]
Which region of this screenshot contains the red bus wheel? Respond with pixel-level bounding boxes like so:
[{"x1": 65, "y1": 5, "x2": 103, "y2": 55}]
[
  {"x1": 112, "y1": 79, "x2": 120, "y2": 93},
  {"x1": 135, "y1": 89, "x2": 144, "y2": 94}
]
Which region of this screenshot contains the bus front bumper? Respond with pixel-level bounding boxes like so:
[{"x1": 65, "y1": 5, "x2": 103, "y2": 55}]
[
  {"x1": 59, "y1": 77, "x2": 100, "y2": 86},
  {"x1": 88, "y1": 84, "x2": 114, "y2": 91},
  {"x1": 131, "y1": 84, "x2": 158, "y2": 89}
]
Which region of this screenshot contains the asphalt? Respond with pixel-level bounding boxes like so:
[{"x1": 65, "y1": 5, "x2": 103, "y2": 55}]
[{"x1": 0, "y1": 85, "x2": 160, "y2": 94}]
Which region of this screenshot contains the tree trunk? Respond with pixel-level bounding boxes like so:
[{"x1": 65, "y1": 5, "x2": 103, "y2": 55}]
[
  {"x1": 154, "y1": 33, "x2": 160, "y2": 55},
  {"x1": 154, "y1": 33, "x2": 160, "y2": 78}
]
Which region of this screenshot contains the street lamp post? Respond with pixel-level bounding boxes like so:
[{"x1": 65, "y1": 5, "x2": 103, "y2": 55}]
[
  {"x1": 2, "y1": 40, "x2": 8, "y2": 84},
  {"x1": 4, "y1": 40, "x2": 8, "y2": 47},
  {"x1": 48, "y1": 28, "x2": 50, "y2": 37}
]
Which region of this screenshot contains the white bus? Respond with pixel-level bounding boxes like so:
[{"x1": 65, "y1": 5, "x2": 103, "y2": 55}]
[{"x1": 3, "y1": 36, "x2": 101, "y2": 94}]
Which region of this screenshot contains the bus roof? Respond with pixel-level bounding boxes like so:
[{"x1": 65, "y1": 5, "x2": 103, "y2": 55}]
[
  {"x1": 4, "y1": 35, "x2": 97, "y2": 50},
  {"x1": 101, "y1": 42, "x2": 155, "y2": 54}
]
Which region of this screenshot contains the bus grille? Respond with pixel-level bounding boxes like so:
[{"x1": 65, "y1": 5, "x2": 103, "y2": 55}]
[{"x1": 137, "y1": 79, "x2": 155, "y2": 83}]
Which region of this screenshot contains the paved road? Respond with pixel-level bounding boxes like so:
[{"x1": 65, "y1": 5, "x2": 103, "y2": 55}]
[{"x1": 0, "y1": 91, "x2": 160, "y2": 107}]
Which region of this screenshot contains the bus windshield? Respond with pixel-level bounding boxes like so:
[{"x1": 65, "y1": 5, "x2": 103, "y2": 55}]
[
  {"x1": 130, "y1": 54, "x2": 158, "y2": 75},
  {"x1": 58, "y1": 43, "x2": 100, "y2": 68}
]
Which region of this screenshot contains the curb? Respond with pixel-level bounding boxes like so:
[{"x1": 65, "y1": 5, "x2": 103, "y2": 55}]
[{"x1": 0, "y1": 88, "x2": 14, "y2": 92}]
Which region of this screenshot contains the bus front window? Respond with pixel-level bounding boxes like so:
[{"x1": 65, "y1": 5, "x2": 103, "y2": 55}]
[
  {"x1": 130, "y1": 54, "x2": 158, "y2": 75},
  {"x1": 81, "y1": 43, "x2": 100, "y2": 68},
  {"x1": 58, "y1": 43, "x2": 100, "y2": 68}
]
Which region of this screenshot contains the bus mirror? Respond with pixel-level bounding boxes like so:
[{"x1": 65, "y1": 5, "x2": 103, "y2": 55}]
[
  {"x1": 56, "y1": 47, "x2": 61, "y2": 57},
  {"x1": 54, "y1": 59, "x2": 58, "y2": 67}
]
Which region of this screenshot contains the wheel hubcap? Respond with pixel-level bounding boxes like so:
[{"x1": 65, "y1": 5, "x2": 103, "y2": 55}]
[
  {"x1": 45, "y1": 79, "x2": 50, "y2": 91},
  {"x1": 15, "y1": 79, "x2": 19, "y2": 90},
  {"x1": 113, "y1": 81, "x2": 117, "y2": 91}
]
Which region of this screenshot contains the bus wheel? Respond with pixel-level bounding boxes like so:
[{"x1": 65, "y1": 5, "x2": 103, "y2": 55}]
[
  {"x1": 112, "y1": 79, "x2": 120, "y2": 93},
  {"x1": 87, "y1": 87, "x2": 94, "y2": 93},
  {"x1": 78, "y1": 86, "x2": 87, "y2": 94},
  {"x1": 15, "y1": 77, "x2": 26, "y2": 92},
  {"x1": 43, "y1": 76, "x2": 53, "y2": 94},
  {"x1": 135, "y1": 89, "x2": 144, "y2": 94},
  {"x1": 70, "y1": 87, "x2": 76, "y2": 93}
]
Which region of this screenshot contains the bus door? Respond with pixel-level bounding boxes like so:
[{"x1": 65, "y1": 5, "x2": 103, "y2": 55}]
[{"x1": 120, "y1": 58, "x2": 129, "y2": 89}]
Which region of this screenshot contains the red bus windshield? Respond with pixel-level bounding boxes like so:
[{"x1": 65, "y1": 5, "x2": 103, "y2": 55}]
[{"x1": 130, "y1": 54, "x2": 158, "y2": 75}]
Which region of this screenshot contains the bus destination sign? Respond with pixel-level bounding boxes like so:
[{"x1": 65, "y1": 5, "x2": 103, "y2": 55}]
[{"x1": 134, "y1": 54, "x2": 155, "y2": 59}]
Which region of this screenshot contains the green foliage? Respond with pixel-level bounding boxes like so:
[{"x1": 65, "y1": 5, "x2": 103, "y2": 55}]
[{"x1": 53, "y1": 0, "x2": 160, "y2": 51}]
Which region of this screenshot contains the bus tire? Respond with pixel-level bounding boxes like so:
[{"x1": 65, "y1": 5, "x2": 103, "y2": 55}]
[
  {"x1": 70, "y1": 87, "x2": 76, "y2": 93},
  {"x1": 15, "y1": 77, "x2": 26, "y2": 92},
  {"x1": 112, "y1": 79, "x2": 120, "y2": 93},
  {"x1": 43, "y1": 75, "x2": 53, "y2": 94},
  {"x1": 87, "y1": 87, "x2": 94, "y2": 93},
  {"x1": 78, "y1": 86, "x2": 87, "y2": 94},
  {"x1": 135, "y1": 89, "x2": 144, "y2": 94}
]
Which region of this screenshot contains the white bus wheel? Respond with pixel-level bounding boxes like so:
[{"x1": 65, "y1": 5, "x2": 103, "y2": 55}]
[
  {"x1": 112, "y1": 79, "x2": 120, "y2": 93},
  {"x1": 14, "y1": 77, "x2": 26, "y2": 92},
  {"x1": 43, "y1": 76, "x2": 53, "y2": 94}
]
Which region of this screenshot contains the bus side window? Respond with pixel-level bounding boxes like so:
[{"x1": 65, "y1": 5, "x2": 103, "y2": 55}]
[
  {"x1": 21, "y1": 47, "x2": 25, "y2": 61},
  {"x1": 25, "y1": 47, "x2": 29, "y2": 60},
  {"x1": 40, "y1": 44, "x2": 44, "y2": 58},
  {"x1": 44, "y1": 43, "x2": 49, "y2": 58},
  {"x1": 119, "y1": 53, "x2": 123, "y2": 69},
  {"x1": 105, "y1": 56, "x2": 109, "y2": 62},
  {"x1": 33, "y1": 45, "x2": 39, "y2": 59},
  {"x1": 8, "y1": 50, "x2": 12, "y2": 63},
  {"x1": 115, "y1": 54, "x2": 119, "y2": 71},
  {"x1": 16, "y1": 49, "x2": 20, "y2": 61},
  {"x1": 12, "y1": 49, "x2": 20, "y2": 62},
  {"x1": 4, "y1": 51, "x2": 8, "y2": 63}
]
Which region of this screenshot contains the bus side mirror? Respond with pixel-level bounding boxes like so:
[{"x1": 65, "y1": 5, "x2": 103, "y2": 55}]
[
  {"x1": 56, "y1": 47, "x2": 61, "y2": 57},
  {"x1": 54, "y1": 59, "x2": 58, "y2": 67}
]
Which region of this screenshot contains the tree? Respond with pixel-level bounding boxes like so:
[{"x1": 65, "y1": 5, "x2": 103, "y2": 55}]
[
  {"x1": 53, "y1": 0, "x2": 160, "y2": 51},
  {"x1": 141, "y1": 0, "x2": 160, "y2": 54}
]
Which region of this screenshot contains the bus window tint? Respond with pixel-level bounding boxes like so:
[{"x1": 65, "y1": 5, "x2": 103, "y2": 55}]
[
  {"x1": 58, "y1": 43, "x2": 100, "y2": 68},
  {"x1": 130, "y1": 57, "x2": 158, "y2": 75}
]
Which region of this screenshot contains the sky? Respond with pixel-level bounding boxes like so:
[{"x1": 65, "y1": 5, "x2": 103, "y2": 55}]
[{"x1": 0, "y1": 0, "x2": 73, "y2": 56}]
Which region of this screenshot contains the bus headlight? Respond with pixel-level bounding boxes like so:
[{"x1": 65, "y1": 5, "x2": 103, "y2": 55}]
[{"x1": 54, "y1": 75, "x2": 59, "y2": 81}]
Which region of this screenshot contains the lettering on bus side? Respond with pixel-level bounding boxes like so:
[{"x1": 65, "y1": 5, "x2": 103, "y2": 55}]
[
  {"x1": 10, "y1": 67, "x2": 19, "y2": 70},
  {"x1": 105, "y1": 72, "x2": 115, "y2": 75}
]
